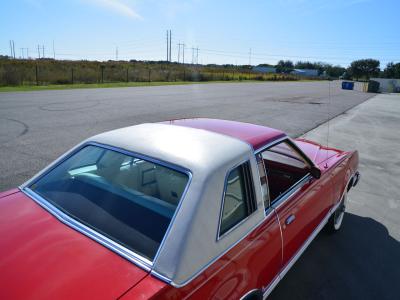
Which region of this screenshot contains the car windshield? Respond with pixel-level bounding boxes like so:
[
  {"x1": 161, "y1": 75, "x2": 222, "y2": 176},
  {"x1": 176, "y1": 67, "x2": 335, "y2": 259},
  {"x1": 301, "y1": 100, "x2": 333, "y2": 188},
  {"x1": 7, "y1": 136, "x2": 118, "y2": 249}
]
[{"x1": 30, "y1": 145, "x2": 189, "y2": 260}]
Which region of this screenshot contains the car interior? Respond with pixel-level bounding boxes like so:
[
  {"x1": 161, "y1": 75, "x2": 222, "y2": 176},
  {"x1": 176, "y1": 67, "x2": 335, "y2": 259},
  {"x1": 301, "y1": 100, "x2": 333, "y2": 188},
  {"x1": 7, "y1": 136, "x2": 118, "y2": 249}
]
[
  {"x1": 261, "y1": 142, "x2": 309, "y2": 202},
  {"x1": 31, "y1": 146, "x2": 189, "y2": 260}
]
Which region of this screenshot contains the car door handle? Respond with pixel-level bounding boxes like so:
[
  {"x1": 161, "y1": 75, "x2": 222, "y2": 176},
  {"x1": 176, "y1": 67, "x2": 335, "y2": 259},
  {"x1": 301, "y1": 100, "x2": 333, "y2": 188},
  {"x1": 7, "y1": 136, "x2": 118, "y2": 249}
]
[{"x1": 285, "y1": 214, "x2": 296, "y2": 225}]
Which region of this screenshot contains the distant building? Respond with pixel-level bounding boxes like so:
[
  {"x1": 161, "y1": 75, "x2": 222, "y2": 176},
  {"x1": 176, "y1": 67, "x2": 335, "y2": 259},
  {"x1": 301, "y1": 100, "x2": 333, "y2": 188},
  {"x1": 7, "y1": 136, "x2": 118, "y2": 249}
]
[
  {"x1": 253, "y1": 66, "x2": 276, "y2": 73},
  {"x1": 291, "y1": 69, "x2": 319, "y2": 76},
  {"x1": 370, "y1": 78, "x2": 400, "y2": 93}
]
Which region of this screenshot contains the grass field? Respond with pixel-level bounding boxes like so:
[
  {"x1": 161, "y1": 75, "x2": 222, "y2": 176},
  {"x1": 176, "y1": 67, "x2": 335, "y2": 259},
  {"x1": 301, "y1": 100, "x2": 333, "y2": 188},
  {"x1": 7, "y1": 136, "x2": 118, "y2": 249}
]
[
  {"x1": 0, "y1": 80, "x2": 323, "y2": 92},
  {"x1": 0, "y1": 58, "x2": 315, "y2": 91},
  {"x1": 0, "y1": 80, "x2": 259, "y2": 92}
]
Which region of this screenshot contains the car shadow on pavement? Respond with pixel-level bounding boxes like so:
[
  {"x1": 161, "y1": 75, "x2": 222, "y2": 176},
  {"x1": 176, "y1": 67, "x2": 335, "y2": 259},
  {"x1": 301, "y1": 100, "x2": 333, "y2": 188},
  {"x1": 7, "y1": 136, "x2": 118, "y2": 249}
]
[{"x1": 269, "y1": 213, "x2": 400, "y2": 300}]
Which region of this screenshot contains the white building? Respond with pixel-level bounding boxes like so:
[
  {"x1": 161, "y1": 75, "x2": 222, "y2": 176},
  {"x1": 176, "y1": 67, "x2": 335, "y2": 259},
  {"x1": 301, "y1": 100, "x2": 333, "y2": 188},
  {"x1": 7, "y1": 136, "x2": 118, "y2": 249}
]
[
  {"x1": 252, "y1": 66, "x2": 277, "y2": 73},
  {"x1": 370, "y1": 78, "x2": 400, "y2": 93},
  {"x1": 291, "y1": 69, "x2": 319, "y2": 76}
]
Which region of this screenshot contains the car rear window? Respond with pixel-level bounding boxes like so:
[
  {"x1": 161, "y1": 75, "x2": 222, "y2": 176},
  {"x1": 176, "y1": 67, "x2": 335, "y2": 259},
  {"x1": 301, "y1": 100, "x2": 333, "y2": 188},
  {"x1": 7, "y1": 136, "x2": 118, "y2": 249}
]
[{"x1": 30, "y1": 145, "x2": 189, "y2": 260}]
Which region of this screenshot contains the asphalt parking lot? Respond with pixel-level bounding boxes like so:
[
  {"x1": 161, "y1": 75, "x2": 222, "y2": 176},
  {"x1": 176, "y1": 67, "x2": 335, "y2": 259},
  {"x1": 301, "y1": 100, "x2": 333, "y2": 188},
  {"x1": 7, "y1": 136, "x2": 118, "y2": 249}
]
[
  {"x1": 2, "y1": 81, "x2": 395, "y2": 300},
  {"x1": 0, "y1": 81, "x2": 372, "y2": 191}
]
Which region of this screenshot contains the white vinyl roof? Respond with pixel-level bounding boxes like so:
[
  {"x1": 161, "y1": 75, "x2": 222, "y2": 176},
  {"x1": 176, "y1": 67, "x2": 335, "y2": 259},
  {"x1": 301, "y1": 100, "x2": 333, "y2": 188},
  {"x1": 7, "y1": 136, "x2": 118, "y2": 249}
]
[{"x1": 88, "y1": 123, "x2": 251, "y2": 172}]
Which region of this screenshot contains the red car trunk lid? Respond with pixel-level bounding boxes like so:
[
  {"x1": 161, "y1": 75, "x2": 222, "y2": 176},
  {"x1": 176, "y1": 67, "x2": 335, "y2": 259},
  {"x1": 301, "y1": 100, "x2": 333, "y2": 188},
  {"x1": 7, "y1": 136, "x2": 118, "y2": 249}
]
[{"x1": 0, "y1": 191, "x2": 148, "y2": 300}]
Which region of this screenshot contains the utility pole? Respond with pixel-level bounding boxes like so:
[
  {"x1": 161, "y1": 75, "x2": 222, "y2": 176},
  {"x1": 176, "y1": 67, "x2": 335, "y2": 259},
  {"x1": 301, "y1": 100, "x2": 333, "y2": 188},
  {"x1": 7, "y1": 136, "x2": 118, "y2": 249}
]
[
  {"x1": 52, "y1": 40, "x2": 55, "y2": 59},
  {"x1": 42, "y1": 45, "x2": 45, "y2": 58},
  {"x1": 12, "y1": 41, "x2": 15, "y2": 59},
  {"x1": 191, "y1": 47, "x2": 195, "y2": 64},
  {"x1": 166, "y1": 30, "x2": 169, "y2": 62},
  {"x1": 177, "y1": 43, "x2": 181, "y2": 63},
  {"x1": 10, "y1": 40, "x2": 15, "y2": 59},
  {"x1": 9, "y1": 40, "x2": 13, "y2": 57},
  {"x1": 182, "y1": 44, "x2": 185, "y2": 64},
  {"x1": 169, "y1": 30, "x2": 172, "y2": 62},
  {"x1": 196, "y1": 47, "x2": 199, "y2": 65},
  {"x1": 116, "y1": 46, "x2": 118, "y2": 60},
  {"x1": 37, "y1": 45, "x2": 40, "y2": 59},
  {"x1": 248, "y1": 48, "x2": 252, "y2": 66},
  {"x1": 178, "y1": 43, "x2": 186, "y2": 63}
]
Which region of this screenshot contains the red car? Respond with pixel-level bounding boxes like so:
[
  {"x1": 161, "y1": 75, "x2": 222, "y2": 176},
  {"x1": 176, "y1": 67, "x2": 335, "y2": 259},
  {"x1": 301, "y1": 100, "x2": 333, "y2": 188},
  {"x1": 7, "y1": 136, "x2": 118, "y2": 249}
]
[{"x1": 0, "y1": 118, "x2": 360, "y2": 299}]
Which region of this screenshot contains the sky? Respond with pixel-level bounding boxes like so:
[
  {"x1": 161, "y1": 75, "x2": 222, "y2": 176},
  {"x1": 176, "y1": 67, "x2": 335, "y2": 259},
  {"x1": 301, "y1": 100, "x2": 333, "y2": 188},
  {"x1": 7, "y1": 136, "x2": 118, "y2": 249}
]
[{"x1": 0, "y1": 0, "x2": 399, "y2": 67}]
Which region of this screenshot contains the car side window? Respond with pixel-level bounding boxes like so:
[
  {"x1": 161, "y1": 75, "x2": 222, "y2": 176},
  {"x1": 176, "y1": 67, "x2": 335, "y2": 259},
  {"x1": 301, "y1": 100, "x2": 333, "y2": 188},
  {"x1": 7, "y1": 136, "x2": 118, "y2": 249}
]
[
  {"x1": 260, "y1": 140, "x2": 310, "y2": 203},
  {"x1": 219, "y1": 161, "x2": 257, "y2": 237}
]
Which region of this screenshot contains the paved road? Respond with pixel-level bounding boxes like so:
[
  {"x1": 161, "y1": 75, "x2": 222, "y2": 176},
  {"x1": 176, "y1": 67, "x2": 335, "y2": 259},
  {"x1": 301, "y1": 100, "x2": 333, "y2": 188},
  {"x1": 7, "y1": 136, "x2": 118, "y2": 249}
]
[
  {"x1": 270, "y1": 94, "x2": 400, "y2": 300},
  {"x1": 0, "y1": 81, "x2": 372, "y2": 191}
]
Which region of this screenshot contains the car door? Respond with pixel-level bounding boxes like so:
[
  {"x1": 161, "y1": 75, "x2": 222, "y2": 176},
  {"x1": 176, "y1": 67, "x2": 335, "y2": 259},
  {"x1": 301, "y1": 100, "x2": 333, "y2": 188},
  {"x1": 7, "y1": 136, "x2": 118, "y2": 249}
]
[{"x1": 257, "y1": 139, "x2": 332, "y2": 268}]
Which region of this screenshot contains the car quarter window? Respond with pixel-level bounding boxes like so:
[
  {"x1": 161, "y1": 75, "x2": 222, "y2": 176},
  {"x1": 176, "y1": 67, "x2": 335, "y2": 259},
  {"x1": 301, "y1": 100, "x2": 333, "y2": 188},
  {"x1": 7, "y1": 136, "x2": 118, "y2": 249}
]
[
  {"x1": 260, "y1": 140, "x2": 310, "y2": 203},
  {"x1": 219, "y1": 161, "x2": 257, "y2": 237}
]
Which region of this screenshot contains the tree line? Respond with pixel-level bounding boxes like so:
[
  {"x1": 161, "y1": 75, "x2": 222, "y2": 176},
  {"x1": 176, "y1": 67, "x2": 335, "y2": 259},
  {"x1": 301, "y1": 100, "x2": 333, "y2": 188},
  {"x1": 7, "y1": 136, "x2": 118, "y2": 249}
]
[{"x1": 270, "y1": 59, "x2": 400, "y2": 80}]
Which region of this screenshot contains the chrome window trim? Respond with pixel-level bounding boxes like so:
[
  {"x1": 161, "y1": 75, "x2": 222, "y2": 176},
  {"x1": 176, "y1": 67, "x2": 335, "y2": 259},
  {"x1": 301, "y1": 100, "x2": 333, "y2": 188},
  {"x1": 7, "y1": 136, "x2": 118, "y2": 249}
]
[
  {"x1": 255, "y1": 136, "x2": 317, "y2": 169},
  {"x1": 22, "y1": 187, "x2": 154, "y2": 271},
  {"x1": 254, "y1": 136, "x2": 287, "y2": 155},
  {"x1": 255, "y1": 152, "x2": 271, "y2": 213},
  {"x1": 21, "y1": 141, "x2": 192, "y2": 272},
  {"x1": 270, "y1": 174, "x2": 312, "y2": 210},
  {"x1": 216, "y1": 160, "x2": 257, "y2": 241}
]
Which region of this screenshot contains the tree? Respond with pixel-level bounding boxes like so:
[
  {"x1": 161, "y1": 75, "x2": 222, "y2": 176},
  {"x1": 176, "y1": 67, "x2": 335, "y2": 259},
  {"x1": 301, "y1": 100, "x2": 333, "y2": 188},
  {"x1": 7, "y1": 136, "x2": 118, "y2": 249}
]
[
  {"x1": 325, "y1": 65, "x2": 346, "y2": 78},
  {"x1": 276, "y1": 60, "x2": 294, "y2": 73},
  {"x1": 383, "y1": 62, "x2": 400, "y2": 79},
  {"x1": 294, "y1": 61, "x2": 330, "y2": 75},
  {"x1": 257, "y1": 63, "x2": 274, "y2": 67},
  {"x1": 347, "y1": 59, "x2": 380, "y2": 80}
]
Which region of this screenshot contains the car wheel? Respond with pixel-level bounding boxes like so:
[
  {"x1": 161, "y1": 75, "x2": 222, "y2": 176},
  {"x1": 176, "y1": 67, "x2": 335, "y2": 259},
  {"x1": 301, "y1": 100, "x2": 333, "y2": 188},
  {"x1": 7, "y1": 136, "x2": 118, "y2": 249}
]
[
  {"x1": 326, "y1": 191, "x2": 347, "y2": 233},
  {"x1": 240, "y1": 289, "x2": 263, "y2": 300}
]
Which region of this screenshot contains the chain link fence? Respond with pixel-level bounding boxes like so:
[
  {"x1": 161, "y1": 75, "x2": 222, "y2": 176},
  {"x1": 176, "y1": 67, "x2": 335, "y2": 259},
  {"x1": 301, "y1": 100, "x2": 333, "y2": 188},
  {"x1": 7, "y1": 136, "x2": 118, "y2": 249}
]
[{"x1": 0, "y1": 59, "x2": 307, "y2": 86}]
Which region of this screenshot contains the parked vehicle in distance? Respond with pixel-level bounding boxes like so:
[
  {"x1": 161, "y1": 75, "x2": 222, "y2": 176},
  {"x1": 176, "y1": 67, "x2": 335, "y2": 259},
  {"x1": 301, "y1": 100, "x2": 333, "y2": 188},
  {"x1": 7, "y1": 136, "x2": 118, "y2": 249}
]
[{"x1": 0, "y1": 118, "x2": 360, "y2": 299}]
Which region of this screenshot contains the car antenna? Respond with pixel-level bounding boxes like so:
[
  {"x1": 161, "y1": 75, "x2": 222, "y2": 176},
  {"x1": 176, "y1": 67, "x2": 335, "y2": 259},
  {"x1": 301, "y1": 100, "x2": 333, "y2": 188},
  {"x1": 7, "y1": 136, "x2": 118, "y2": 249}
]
[{"x1": 324, "y1": 79, "x2": 332, "y2": 169}]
